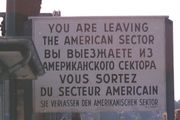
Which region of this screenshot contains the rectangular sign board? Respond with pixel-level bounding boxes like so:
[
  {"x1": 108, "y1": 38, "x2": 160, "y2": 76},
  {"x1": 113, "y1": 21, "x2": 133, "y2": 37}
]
[{"x1": 32, "y1": 16, "x2": 171, "y2": 113}]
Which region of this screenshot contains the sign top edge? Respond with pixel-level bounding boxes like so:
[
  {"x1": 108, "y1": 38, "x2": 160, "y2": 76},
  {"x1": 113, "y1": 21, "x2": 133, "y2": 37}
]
[{"x1": 29, "y1": 16, "x2": 169, "y2": 20}]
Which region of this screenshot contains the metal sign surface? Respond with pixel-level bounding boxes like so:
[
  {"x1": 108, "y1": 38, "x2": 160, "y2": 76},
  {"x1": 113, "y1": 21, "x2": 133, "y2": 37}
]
[{"x1": 32, "y1": 16, "x2": 167, "y2": 113}]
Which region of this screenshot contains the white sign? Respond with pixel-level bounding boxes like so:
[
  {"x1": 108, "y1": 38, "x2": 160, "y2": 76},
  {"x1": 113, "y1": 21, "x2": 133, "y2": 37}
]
[{"x1": 32, "y1": 16, "x2": 167, "y2": 113}]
